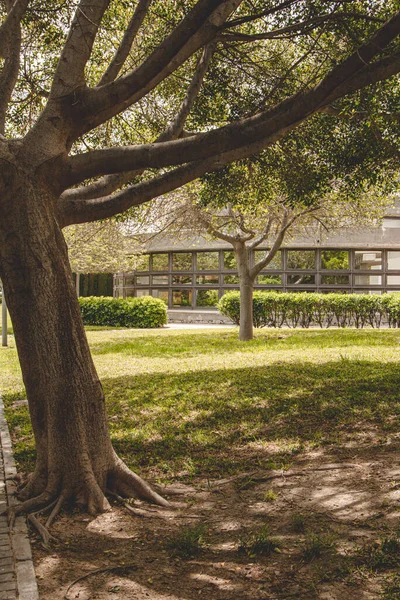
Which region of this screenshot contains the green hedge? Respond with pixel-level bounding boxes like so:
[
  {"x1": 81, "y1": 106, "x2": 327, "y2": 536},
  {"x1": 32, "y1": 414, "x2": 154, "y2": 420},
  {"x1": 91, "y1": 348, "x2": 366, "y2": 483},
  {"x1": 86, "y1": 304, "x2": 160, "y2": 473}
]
[
  {"x1": 78, "y1": 296, "x2": 167, "y2": 328},
  {"x1": 218, "y1": 291, "x2": 400, "y2": 329}
]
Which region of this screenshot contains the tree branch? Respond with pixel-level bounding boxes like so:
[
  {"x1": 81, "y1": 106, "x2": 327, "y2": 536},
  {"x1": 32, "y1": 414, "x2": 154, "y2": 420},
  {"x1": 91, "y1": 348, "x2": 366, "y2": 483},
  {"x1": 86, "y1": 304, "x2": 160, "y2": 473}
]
[
  {"x1": 222, "y1": 12, "x2": 385, "y2": 43},
  {"x1": 67, "y1": 0, "x2": 243, "y2": 140},
  {"x1": 97, "y1": 0, "x2": 153, "y2": 86},
  {"x1": 0, "y1": 0, "x2": 29, "y2": 58},
  {"x1": 0, "y1": 0, "x2": 27, "y2": 132},
  {"x1": 249, "y1": 207, "x2": 319, "y2": 279},
  {"x1": 49, "y1": 0, "x2": 111, "y2": 98},
  {"x1": 61, "y1": 42, "x2": 216, "y2": 202},
  {"x1": 63, "y1": 10, "x2": 400, "y2": 189}
]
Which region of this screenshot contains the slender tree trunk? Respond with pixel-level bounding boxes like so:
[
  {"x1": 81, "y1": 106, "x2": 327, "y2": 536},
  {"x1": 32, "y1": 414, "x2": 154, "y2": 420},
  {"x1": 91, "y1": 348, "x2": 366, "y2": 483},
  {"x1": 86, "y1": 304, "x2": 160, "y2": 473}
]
[
  {"x1": 0, "y1": 168, "x2": 165, "y2": 513},
  {"x1": 235, "y1": 243, "x2": 254, "y2": 341},
  {"x1": 239, "y1": 278, "x2": 254, "y2": 341}
]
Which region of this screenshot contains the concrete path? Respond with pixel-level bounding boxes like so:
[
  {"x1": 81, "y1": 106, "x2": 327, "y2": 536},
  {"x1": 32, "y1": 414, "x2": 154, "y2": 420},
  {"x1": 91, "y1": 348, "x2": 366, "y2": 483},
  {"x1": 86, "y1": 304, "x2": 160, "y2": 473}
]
[{"x1": 0, "y1": 397, "x2": 39, "y2": 600}]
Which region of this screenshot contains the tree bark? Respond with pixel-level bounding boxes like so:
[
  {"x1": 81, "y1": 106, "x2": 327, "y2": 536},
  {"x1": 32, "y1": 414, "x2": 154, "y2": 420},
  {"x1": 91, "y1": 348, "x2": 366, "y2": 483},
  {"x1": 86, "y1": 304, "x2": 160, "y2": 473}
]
[
  {"x1": 235, "y1": 243, "x2": 254, "y2": 341},
  {"x1": 0, "y1": 166, "x2": 166, "y2": 513}
]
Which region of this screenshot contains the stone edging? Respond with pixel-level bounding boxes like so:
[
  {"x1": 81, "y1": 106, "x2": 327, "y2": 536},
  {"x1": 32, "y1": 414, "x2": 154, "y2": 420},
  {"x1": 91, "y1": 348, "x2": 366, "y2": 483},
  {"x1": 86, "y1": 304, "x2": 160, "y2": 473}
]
[{"x1": 0, "y1": 397, "x2": 39, "y2": 600}]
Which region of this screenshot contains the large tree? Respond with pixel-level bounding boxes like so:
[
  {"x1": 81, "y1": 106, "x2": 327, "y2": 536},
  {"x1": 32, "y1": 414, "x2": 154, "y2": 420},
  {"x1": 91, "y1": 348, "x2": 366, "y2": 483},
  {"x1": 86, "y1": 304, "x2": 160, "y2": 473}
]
[{"x1": 0, "y1": 0, "x2": 399, "y2": 521}]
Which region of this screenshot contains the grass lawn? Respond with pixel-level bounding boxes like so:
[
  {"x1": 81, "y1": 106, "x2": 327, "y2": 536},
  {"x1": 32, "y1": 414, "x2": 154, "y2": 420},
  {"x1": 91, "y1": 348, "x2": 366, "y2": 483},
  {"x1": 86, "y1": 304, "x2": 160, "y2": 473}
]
[
  {"x1": 1, "y1": 327, "x2": 400, "y2": 478},
  {"x1": 1, "y1": 327, "x2": 400, "y2": 599}
]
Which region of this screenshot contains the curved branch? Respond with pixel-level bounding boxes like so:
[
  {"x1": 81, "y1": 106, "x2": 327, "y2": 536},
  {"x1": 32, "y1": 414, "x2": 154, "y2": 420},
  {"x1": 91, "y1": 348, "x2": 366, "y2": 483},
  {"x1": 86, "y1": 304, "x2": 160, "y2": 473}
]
[
  {"x1": 97, "y1": 0, "x2": 153, "y2": 86},
  {"x1": 222, "y1": 12, "x2": 385, "y2": 43},
  {"x1": 61, "y1": 42, "x2": 216, "y2": 201},
  {"x1": 62, "y1": 11, "x2": 400, "y2": 189},
  {"x1": 67, "y1": 0, "x2": 243, "y2": 141}
]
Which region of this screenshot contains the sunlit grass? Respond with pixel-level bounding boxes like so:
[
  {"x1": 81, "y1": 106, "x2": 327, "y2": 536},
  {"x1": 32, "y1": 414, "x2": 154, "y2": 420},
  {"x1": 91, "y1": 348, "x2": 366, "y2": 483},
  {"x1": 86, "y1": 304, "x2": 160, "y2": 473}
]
[{"x1": 1, "y1": 328, "x2": 400, "y2": 478}]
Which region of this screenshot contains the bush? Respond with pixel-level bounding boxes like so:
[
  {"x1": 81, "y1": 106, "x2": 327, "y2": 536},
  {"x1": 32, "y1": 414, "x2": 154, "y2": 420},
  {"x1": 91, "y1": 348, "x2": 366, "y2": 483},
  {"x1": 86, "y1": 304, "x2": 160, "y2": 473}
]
[
  {"x1": 78, "y1": 296, "x2": 167, "y2": 328},
  {"x1": 218, "y1": 291, "x2": 400, "y2": 329}
]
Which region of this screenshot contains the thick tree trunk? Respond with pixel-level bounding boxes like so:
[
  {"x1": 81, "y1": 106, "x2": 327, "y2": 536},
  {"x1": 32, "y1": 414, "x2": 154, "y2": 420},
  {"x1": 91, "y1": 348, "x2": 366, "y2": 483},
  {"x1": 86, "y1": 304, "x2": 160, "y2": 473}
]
[
  {"x1": 0, "y1": 166, "x2": 166, "y2": 514},
  {"x1": 235, "y1": 243, "x2": 254, "y2": 342}
]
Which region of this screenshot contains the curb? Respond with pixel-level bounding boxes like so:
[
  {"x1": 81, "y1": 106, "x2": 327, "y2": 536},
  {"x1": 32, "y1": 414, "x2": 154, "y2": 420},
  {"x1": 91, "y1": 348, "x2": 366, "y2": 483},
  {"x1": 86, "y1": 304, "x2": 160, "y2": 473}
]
[{"x1": 0, "y1": 397, "x2": 39, "y2": 600}]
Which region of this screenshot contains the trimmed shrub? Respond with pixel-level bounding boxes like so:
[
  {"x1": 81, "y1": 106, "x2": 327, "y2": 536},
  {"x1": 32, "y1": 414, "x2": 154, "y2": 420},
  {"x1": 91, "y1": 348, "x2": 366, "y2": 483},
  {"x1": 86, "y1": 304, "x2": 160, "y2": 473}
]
[
  {"x1": 218, "y1": 291, "x2": 400, "y2": 329},
  {"x1": 79, "y1": 296, "x2": 167, "y2": 328}
]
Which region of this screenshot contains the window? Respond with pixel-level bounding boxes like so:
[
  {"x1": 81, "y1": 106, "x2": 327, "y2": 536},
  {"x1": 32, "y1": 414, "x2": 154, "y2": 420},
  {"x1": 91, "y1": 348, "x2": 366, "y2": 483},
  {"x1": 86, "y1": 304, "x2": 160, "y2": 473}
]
[
  {"x1": 255, "y1": 250, "x2": 282, "y2": 270},
  {"x1": 387, "y1": 251, "x2": 400, "y2": 270},
  {"x1": 321, "y1": 275, "x2": 349, "y2": 285},
  {"x1": 172, "y1": 252, "x2": 192, "y2": 271},
  {"x1": 152, "y1": 275, "x2": 168, "y2": 285},
  {"x1": 172, "y1": 275, "x2": 192, "y2": 285},
  {"x1": 287, "y1": 250, "x2": 315, "y2": 270},
  {"x1": 136, "y1": 275, "x2": 150, "y2": 285},
  {"x1": 224, "y1": 275, "x2": 239, "y2": 284},
  {"x1": 152, "y1": 253, "x2": 169, "y2": 271},
  {"x1": 152, "y1": 289, "x2": 169, "y2": 304},
  {"x1": 136, "y1": 289, "x2": 150, "y2": 297},
  {"x1": 124, "y1": 276, "x2": 135, "y2": 286},
  {"x1": 354, "y1": 251, "x2": 382, "y2": 270},
  {"x1": 387, "y1": 275, "x2": 400, "y2": 285},
  {"x1": 257, "y1": 274, "x2": 282, "y2": 285},
  {"x1": 196, "y1": 289, "x2": 219, "y2": 307},
  {"x1": 321, "y1": 250, "x2": 349, "y2": 270},
  {"x1": 287, "y1": 274, "x2": 315, "y2": 285},
  {"x1": 224, "y1": 251, "x2": 237, "y2": 270},
  {"x1": 197, "y1": 274, "x2": 219, "y2": 285},
  {"x1": 196, "y1": 252, "x2": 219, "y2": 270},
  {"x1": 172, "y1": 289, "x2": 192, "y2": 307},
  {"x1": 354, "y1": 275, "x2": 382, "y2": 286},
  {"x1": 135, "y1": 254, "x2": 150, "y2": 271}
]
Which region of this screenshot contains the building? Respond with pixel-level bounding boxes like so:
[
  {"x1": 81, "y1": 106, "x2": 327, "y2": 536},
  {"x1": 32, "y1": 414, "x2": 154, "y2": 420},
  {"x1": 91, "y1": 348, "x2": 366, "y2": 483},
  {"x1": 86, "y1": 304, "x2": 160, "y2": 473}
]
[{"x1": 113, "y1": 210, "x2": 400, "y2": 313}]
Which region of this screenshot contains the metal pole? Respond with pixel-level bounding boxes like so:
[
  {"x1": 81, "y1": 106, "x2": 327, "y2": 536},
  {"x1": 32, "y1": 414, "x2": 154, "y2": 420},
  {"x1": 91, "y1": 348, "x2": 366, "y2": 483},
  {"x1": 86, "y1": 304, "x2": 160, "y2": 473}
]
[
  {"x1": 76, "y1": 272, "x2": 80, "y2": 297},
  {"x1": 1, "y1": 289, "x2": 7, "y2": 347}
]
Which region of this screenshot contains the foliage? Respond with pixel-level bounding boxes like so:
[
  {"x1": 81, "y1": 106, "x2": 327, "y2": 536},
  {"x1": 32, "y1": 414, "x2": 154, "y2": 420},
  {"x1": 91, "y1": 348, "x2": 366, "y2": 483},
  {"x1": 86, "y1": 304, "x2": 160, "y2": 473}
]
[
  {"x1": 302, "y1": 533, "x2": 337, "y2": 561},
  {"x1": 218, "y1": 291, "x2": 400, "y2": 329},
  {"x1": 238, "y1": 524, "x2": 282, "y2": 556},
  {"x1": 165, "y1": 524, "x2": 207, "y2": 558},
  {"x1": 65, "y1": 221, "x2": 142, "y2": 274},
  {"x1": 78, "y1": 296, "x2": 167, "y2": 328}
]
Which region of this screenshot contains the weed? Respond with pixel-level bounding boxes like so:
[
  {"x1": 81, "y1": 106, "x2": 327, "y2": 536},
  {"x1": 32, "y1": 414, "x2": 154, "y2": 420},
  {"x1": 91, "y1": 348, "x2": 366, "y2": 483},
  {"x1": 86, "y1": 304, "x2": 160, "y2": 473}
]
[
  {"x1": 238, "y1": 524, "x2": 282, "y2": 556},
  {"x1": 263, "y1": 489, "x2": 278, "y2": 503},
  {"x1": 302, "y1": 533, "x2": 337, "y2": 561},
  {"x1": 381, "y1": 573, "x2": 400, "y2": 599},
  {"x1": 290, "y1": 512, "x2": 307, "y2": 533},
  {"x1": 356, "y1": 533, "x2": 400, "y2": 571},
  {"x1": 165, "y1": 524, "x2": 207, "y2": 558}
]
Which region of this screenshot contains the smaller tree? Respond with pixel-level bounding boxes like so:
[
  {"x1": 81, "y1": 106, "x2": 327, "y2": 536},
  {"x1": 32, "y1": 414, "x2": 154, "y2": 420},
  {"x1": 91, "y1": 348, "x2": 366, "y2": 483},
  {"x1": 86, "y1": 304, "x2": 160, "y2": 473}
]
[{"x1": 147, "y1": 169, "x2": 391, "y2": 340}]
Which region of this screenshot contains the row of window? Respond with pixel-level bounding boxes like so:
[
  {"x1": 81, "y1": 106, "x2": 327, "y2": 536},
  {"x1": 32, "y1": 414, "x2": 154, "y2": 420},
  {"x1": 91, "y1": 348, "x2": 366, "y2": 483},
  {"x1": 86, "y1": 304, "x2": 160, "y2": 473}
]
[
  {"x1": 119, "y1": 273, "x2": 397, "y2": 286},
  {"x1": 115, "y1": 249, "x2": 400, "y2": 308},
  {"x1": 127, "y1": 250, "x2": 400, "y2": 273}
]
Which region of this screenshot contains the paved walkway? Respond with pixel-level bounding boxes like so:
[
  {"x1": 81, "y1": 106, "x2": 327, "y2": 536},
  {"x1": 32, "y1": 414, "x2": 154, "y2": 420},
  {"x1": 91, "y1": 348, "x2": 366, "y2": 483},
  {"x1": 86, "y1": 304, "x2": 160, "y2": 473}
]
[{"x1": 0, "y1": 397, "x2": 38, "y2": 600}]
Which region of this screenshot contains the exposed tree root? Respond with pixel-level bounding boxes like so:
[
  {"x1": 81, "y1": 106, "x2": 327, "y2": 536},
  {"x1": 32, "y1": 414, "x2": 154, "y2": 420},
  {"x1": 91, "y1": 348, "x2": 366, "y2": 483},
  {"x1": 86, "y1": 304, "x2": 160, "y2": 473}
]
[
  {"x1": 108, "y1": 457, "x2": 170, "y2": 507},
  {"x1": 64, "y1": 564, "x2": 137, "y2": 600},
  {"x1": 27, "y1": 514, "x2": 56, "y2": 547},
  {"x1": 45, "y1": 493, "x2": 66, "y2": 529}
]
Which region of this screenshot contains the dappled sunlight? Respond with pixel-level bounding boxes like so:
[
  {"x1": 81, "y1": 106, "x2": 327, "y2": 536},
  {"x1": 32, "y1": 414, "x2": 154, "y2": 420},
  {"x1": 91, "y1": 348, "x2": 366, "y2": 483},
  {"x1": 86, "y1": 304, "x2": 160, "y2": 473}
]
[{"x1": 2, "y1": 328, "x2": 400, "y2": 598}]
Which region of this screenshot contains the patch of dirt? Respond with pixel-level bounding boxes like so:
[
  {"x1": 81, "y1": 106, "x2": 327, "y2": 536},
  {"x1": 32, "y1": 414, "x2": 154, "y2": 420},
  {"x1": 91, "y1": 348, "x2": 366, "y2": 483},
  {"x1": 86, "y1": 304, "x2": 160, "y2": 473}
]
[{"x1": 32, "y1": 441, "x2": 400, "y2": 600}]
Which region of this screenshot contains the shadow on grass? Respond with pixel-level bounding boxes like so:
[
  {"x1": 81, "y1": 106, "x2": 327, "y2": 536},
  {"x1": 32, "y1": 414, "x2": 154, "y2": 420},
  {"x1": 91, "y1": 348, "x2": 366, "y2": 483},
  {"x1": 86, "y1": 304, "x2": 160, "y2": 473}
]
[
  {"x1": 104, "y1": 358, "x2": 400, "y2": 478},
  {"x1": 5, "y1": 357, "x2": 400, "y2": 478}
]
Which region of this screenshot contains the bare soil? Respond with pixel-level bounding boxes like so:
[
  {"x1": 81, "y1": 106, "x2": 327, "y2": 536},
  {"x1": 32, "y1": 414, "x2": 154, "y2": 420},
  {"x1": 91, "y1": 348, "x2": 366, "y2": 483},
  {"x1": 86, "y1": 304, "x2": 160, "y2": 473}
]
[{"x1": 31, "y1": 436, "x2": 400, "y2": 600}]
